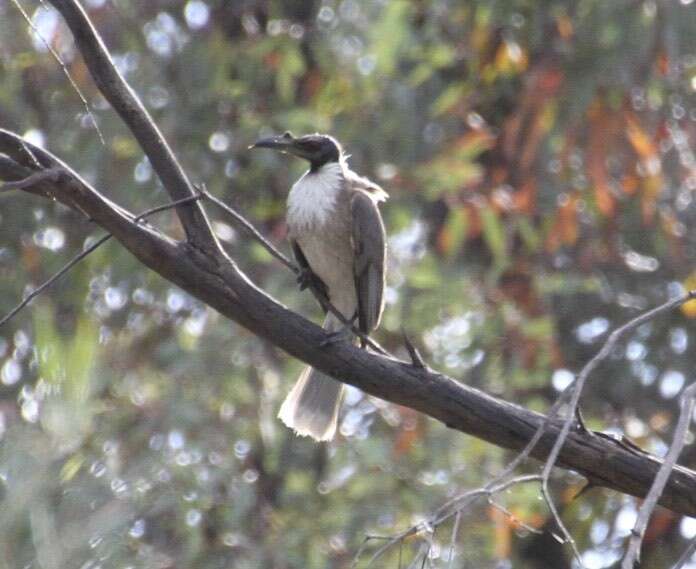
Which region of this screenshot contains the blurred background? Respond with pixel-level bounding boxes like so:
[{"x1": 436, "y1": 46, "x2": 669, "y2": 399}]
[{"x1": 1, "y1": 0, "x2": 696, "y2": 567}]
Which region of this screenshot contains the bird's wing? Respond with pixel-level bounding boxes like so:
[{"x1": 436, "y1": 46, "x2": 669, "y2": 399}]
[
  {"x1": 291, "y1": 239, "x2": 329, "y2": 312},
  {"x1": 351, "y1": 191, "x2": 386, "y2": 334},
  {"x1": 345, "y1": 169, "x2": 389, "y2": 202}
]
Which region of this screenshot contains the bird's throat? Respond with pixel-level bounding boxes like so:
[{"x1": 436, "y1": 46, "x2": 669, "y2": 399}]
[{"x1": 287, "y1": 162, "x2": 344, "y2": 229}]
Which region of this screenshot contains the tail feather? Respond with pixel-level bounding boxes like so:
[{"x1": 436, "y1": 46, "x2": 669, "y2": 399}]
[{"x1": 278, "y1": 366, "x2": 344, "y2": 441}]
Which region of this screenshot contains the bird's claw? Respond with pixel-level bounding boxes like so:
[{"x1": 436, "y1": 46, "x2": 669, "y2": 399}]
[
  {"x1": 296, "y1": 267, "x2": 329, "y2": 298},
  {"x1": 319, "y1": 326, "x2": 353, "y2": 347}
]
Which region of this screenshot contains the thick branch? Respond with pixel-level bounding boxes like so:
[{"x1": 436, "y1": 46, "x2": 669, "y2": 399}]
[
  {"x1": 46, "y1": 0, "x2": 219, "y2": 252},
  {"x1": 1, "y1": 134, "x2": 696, "y2": 518}
]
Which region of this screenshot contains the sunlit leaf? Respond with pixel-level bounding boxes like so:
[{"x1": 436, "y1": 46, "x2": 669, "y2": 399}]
[
  {"x1": 681, "y1": 272, "x2": 696, "y2": 317},
  {"x1": 625, "y1": 112, "x2": 657, "y2": 160}
]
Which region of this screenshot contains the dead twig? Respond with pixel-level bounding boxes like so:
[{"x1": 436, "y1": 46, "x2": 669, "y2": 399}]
[
  {"x1": 673, "y1": 537, "x2": 696, "y2": 569},
  {"x1": 0, "y1": 194, "x2": 202, "y2": 329},
  {"x1": 10, "y1": 0, "x2": 105, "y2": 144},
  {"x1": 197, "y1": 186, "x2": 295, "y2": 270},
  {"x1": 402, "y1": 328, "x2": 427, "y2": 369},
  {"x1": 0, "y1": 168, "x2": 64, "y2": 192},
  {"x1": 353, "y1": 474, "x2": 542, "y2": 568},
  {"x1": 622, "y1": 381, "x2": 696, "y2": 569},
  {"x1": 0, "y1": 234, "x2": 111, "y2": 329},
  {"x1": 537, "y1": 290, "x2": 696, "y2": 568}
]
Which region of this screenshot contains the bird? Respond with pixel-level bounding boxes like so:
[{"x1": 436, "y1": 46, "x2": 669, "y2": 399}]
[{"x1": 250, "y1": 132, "x2": 387, "y2": 441}]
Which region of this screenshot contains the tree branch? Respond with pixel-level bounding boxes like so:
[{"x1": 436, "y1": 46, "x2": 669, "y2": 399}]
[
  {"x1": 0, "y1": 194, "x2": 202, "y2": 328},
  {"x1": 46, "y1": 0, "x2": 219, "y2": 253},
  {"x1": 2, "y1": 132, "x2": 696, "y2": 519},
  {"x1": 1, "y1": 2, "x2": 695, "y2": 531},
  {"x1": 622, "y1": 381, "x2": 696, "y2": 568},
  {"x1": 199, "y1": 186, "x2": 390, "y2": 355}
]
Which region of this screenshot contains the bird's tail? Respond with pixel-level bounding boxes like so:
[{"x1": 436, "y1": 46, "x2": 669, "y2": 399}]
[{"x1": 278, "y1": 313, "x2": 346, "y2": 441}]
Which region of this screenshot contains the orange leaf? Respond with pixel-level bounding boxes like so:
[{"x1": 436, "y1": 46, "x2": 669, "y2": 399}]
[
  {"x1": 656, "y1": 51, "x2": 670, "y2": 76},
  {"x1": 546, "y1": 193, "x2": 579, "y2": 252},
  {"x1": 594, "y1": 183, "x2": 615, "y2": 217},
  {"x1": 587, "y1": 103, "x2": 618, "y2": 217},
  {"x1": 489, "y1": 505, "x2": 512, "y2": 559},
  {"x1": 513, "y1": 179, "x2": 537, "y2": 214},
  {"x1": 466, "y1": 202, "x2": 483, "y2": 239},
  {"x1": 556, "y1": 14, "x2": 574, "y2": 40},
  {"x1": 682, "y1": 272, "x2": 696, "y2": 318},
  {"x1": 392, "y1": 408, "x2": 421, "y2": 456},
  {"x1": 559, "y1": 194, "x2": 580, "y2": 245},
  {"x1": 620, "y1": 174, "x2": 639, "y2": 196},
  {"x1": 641, "y1": 175, "x2": 662, "y2": 224},
  {"x1": 625, "y1": 112, "x2": 657, "y2": 160}
]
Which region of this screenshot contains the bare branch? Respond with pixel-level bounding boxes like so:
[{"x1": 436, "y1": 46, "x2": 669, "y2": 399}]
[
  {"x1": 622, "y1": 381, "x2": 696, "y2": 569},
  {"x1": 354, "y1": 475, "x2": 543, "y2": 568},
  {"x1": 402, "y1": 328, "x2": 428, "y2": 369},
  {"x1": 673, "y1": 537, "x2": 696, "y2": 569},
  {"x1": 0, "y1": 194, "x2": 202, "y2": 329},
  {"x1": 446, "y1": 511, "x2": 461, "y2": 569},
  {"x1": 0, "y1": 234, "x2": 110, "y2": 329},
  {"x1": 47, "y1": 0, "x2": 219, "y2": 252},
  {"x1": 3, "y1": 129, "x2": 696, "y2": 521},
  {"x1": 9, "y1": 0, "x2": 105, "y2": 144},
  {"x1": 198, "y1": 186, "x2": 295, "y2": 271},
  {"x1": 534, "y1": 290, "x2": 696, "y2": 565},
  {"x1": 487, "y1": 498, "x2": 543, "y2": 536},
  {"x1": 0, "y1": 168, "x2": 63, "y2": 192}
]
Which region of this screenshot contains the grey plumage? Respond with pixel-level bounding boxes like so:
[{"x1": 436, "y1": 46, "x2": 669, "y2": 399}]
[{"x1": 277, "y1": 312, "x2": 345, "y2": 441}]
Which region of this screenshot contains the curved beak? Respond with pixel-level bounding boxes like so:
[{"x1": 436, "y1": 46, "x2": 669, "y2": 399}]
[{"x1": 249, "y1": 133, "x2": 295, "y2": 151}]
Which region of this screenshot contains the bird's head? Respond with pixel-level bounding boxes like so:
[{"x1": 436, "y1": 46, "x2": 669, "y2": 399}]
[{"x1": 250, "y1": 131, "x2": 341, "y2": 171}]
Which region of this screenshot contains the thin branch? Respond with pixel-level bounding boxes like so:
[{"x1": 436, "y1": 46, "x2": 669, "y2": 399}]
[
  {"x1": 0, "y1": 168, "x2": 64, "y2": 192},
  {"x1": 4, "y1": 130, "x2": 696, "y2": 521},
  {"x1": 622, "y1": 381, "x2": 696, "y2": 569},
  {"x1": 488, "y1": 498, "x2": 543, "y2": 536},
  {"x1": 10, "y1": 0, "x2": 105, "y2": 144},
  {"x1": 532, "y1": 290, "x2": 696, "y2": 566},
  {"x1": 0, "y1": 234, "x2": 111, "y2": 329},
  {"x1": 47, "y1": 0, "x2": 219, "y2": 252},
  {"x1": 132, "y1": 194, "x2": 202, "y2": 223},
  {"x1": 673, "y1": 537, "x2": 696, "y2": 569},
  {"x1": 354, "y1": 474, "x2": 542, "y2": 568},
  {"x1": 402, "y1": 328, "x2": 427, "y2": 369},
  {"x1": 0, "y1": 194, "x2": 201, "y2": 329},
  {"x1": 540, "y1": 482, "x2": 582, "y2": 565},
  {"x1": 198, "y1": 186, "x2": 295, "y2": 270},
  {"x1": 446, "y1": 511, "x2": 461, "y2": 569}
]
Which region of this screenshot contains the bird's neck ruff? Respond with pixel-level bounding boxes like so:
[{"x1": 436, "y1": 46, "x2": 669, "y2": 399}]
[{"x1": 287, "y1": 162, "x2": 344, "y2": 229}]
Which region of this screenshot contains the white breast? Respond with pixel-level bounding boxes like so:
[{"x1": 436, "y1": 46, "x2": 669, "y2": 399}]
[{"x1": 287, "y1": 162, "x2": 344, "y2": 229}]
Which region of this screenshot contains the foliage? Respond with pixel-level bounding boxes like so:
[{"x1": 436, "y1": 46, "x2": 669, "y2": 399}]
[{"x1": 1, "y1": 0, "x2": 696, "y2": 567}]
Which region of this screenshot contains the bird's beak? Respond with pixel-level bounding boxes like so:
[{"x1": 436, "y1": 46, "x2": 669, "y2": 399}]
[{"x1": 249, "y1": 133, "x2": 295, "y2": 151}]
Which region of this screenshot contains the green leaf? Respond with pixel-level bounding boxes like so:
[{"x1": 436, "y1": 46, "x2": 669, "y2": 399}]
[
  {"x1": 480, "y1": 206, "x2": 508, "y2": 270},
  {"x1": 64, "y1": 315, "x2": 98, "y2": 403}
]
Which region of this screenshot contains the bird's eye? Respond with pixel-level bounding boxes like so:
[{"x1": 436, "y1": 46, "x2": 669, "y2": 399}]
[{"x1": 283, "y1": 131, "x2": 293, "y2": 139}]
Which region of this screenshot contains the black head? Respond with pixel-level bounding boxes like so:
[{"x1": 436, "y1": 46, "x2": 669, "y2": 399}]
[{"x1": 250, "y1": 131, "x2": 342, "y2": 171}]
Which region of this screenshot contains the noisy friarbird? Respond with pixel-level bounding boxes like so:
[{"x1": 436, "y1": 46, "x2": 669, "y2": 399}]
[{"x1": 251, "y1": 132, "x2": 387, "y2": 441}]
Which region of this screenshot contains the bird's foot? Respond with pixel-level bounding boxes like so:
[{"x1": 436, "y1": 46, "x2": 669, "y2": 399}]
[
  {"x1": 319, "y1": 325, "x2": 353, "y2": 347},
  {"x1": 296, "y1": 267, "x2": 329, "y2": 300}
]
